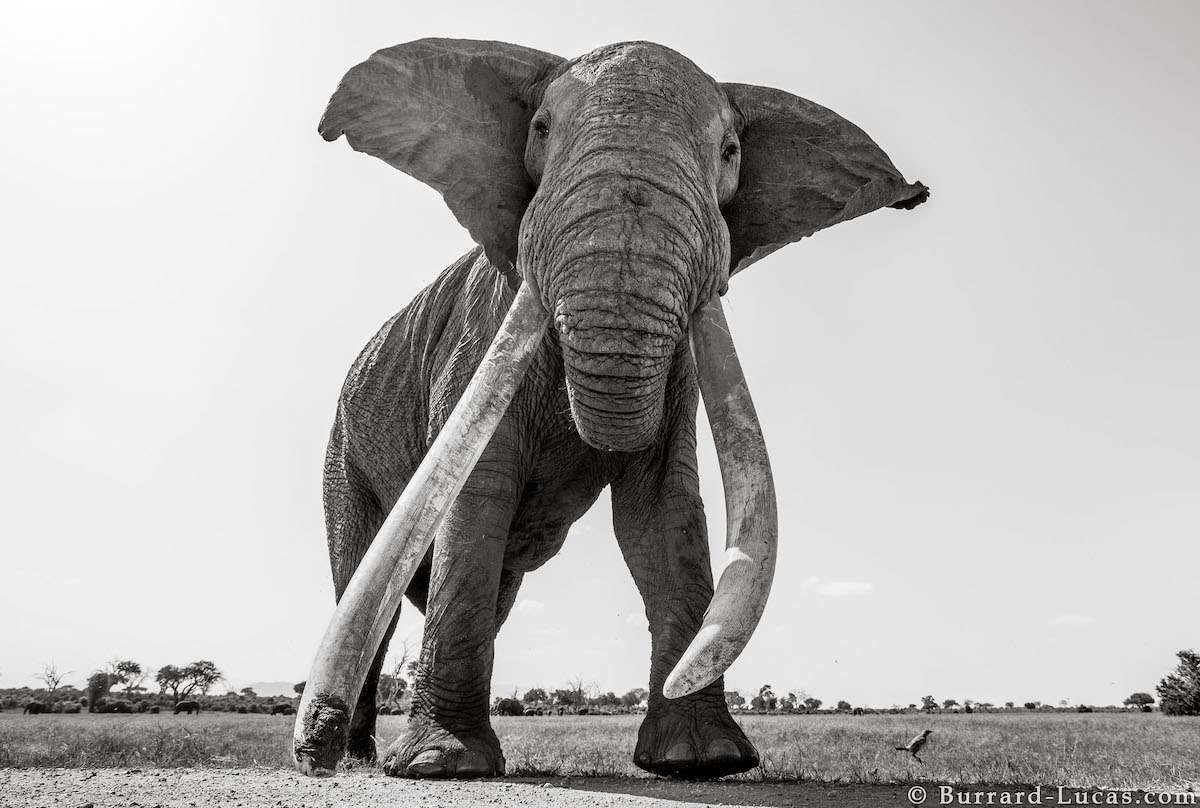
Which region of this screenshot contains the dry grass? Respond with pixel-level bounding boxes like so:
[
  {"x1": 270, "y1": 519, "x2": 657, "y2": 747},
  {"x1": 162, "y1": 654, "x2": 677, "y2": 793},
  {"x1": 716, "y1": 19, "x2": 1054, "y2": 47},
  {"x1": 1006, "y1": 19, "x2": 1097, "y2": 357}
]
[{"x1": 1, "y1": 711, "x2": 1197, "y2": 790}]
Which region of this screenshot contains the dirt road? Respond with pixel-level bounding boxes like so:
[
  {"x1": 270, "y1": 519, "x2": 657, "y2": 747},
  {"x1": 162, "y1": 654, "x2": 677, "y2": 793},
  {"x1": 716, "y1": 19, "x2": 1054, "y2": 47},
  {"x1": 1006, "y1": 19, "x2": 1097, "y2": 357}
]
[{"x1": 0, "y1": 768, "x2": 916, "y2": 807}]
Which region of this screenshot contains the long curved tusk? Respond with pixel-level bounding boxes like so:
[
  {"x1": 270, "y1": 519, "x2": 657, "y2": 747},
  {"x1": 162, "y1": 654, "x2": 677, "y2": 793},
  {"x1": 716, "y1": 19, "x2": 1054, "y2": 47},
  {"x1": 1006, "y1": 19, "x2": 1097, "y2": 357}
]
[
  {"x1": 292, "y1": 281, "x2": 547, "y2": 775},
  {"x1": 663, "y1": 295, "x2": 778, "y2": 700}
]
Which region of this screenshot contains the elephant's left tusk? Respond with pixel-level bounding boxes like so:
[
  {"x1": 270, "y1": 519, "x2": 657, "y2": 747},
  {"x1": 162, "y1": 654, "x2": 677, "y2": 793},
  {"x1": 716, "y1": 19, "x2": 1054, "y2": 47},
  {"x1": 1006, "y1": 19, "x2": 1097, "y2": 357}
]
[
  {"x1": 292, "y1": 280, "x2": 548, "y2": 775},
  {"x1": 663, "y1": 295, "x2": 779, "y2": 700}
]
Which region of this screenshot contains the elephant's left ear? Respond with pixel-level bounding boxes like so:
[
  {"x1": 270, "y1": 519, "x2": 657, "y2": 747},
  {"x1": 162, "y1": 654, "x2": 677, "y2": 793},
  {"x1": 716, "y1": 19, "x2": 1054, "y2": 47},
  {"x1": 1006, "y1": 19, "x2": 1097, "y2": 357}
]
[
  {"x1": 319, "y1": 39, "x2": 567, "y2": 277},
  {"x1": 721, "y1": 83, "x2": 929, "y2": 276}
]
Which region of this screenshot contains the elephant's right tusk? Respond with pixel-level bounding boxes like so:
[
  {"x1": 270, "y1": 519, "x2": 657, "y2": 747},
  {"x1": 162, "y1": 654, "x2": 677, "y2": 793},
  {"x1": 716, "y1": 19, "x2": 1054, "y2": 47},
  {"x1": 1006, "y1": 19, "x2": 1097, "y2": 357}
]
[
  {"x1": 663, "y1": 295, "x2": 778, "y2": 700},
  {"x1": 292, "y1": 280, "x2": 547, "y2": 776}
]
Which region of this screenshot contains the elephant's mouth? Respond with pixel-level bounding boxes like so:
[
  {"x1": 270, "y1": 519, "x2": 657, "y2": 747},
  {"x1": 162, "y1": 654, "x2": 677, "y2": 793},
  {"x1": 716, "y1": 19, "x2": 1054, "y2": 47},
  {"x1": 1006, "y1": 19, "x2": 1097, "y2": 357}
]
[
  {"x1": 291, "y1": 283, "x2": 778, "y2": 772},
  {"x1": 557, "y1": 319, "x2": 678, "y2": 453}
]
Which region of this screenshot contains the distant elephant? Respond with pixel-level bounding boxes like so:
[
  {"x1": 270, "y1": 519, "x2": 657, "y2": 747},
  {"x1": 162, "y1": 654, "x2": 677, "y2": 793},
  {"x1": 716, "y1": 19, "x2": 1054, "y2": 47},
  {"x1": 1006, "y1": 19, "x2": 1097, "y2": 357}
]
[
  {"x1": 107, "y1": 700, "x2": 133, "y2": 714},
  {"x1": 293, "y1": 38, "x2": 926, "y2": 781},
  {"x1": 270, "y1": 703, "x2": 294, "y2": 716},
  {"x1": 173, "y1": 700, "x2": 200, "y2": 715},
  {"x1": 148, "y1": 705, "x2": 161, "y2": 714},
  {"x1": 23, "y1": 701, "x2": 48, "y2": 715}
]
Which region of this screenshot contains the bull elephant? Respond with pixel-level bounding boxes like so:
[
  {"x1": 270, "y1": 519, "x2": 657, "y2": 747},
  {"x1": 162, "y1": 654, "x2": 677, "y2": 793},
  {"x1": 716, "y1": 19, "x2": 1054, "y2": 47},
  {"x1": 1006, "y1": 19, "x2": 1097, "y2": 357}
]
[
  {"x1": 23, "y1": 701, "x2": 48, "y2": 715},
  {"x1": 173, "y1": 700, "x2": 200, "y2": 715},
  {"x1": 294, "y1": 39, "x2": 927, "y2": 780}
]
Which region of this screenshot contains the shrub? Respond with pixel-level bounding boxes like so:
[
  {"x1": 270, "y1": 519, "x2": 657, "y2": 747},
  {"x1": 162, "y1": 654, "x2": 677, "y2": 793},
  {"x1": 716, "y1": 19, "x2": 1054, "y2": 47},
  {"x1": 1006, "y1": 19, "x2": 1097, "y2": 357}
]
[{"x1": 1158, "y1": 650, "x2": 1200, "y2": 716}]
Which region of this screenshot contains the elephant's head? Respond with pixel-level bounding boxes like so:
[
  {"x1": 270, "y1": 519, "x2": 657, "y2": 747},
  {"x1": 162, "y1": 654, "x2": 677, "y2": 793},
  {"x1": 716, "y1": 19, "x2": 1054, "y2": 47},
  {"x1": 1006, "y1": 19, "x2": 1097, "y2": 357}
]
[
  {"x1": 296, "y1": 39, "x2": 926, "y2": 773},
  {"x1": 318, "y1": 39, "x2": 926, "y2": 453}
]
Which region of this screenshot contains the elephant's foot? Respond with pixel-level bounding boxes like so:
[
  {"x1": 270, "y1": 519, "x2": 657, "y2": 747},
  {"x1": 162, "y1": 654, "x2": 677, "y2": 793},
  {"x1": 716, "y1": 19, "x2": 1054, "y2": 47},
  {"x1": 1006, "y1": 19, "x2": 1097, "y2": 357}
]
[
  {"x1": 634, "y1": 694, "x2": 759, "y2": 779},
  {"x1": 381, "y1": 714, "x2": 504, "y2": 778}
]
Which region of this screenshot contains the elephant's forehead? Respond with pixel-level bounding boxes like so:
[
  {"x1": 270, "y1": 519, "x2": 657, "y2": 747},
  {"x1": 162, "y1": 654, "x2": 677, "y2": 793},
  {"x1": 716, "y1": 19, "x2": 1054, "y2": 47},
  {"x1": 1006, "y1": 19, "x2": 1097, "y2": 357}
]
[{"x1": 568, "y1": 41, "x2": 706, "y2": 88}]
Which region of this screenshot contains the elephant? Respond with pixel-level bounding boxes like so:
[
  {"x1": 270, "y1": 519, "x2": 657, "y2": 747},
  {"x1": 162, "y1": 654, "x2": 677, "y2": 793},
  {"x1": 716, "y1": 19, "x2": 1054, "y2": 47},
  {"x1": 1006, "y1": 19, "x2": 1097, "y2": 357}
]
[
  {"x1": 293, "y1": 38, "x2": 927, "y2": 780},
  {"x1": 107, "y1": 700, "x2": 133, "y2": 714},
  {"x1": 23, "y1": 701, "x2": 48, "y2": 715},
  {"x1": 173, "y1": 700, "x2": 200, "y2": 715}
]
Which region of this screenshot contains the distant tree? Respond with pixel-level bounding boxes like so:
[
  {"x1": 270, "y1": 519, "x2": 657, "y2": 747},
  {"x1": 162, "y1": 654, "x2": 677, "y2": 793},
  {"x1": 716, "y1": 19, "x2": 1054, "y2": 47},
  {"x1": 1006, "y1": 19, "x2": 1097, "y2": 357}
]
[
  {"x1": 1024, "y1": 701, "x2": 1040, "y2": 710},
  {"x1": 943, "y1": 699, "x2": 958, "y2": 710},
  {"x1": 1157, "y1": 650, "x2": 1200, "y2": 717},
  {"x1": 921, "y1": 695, "x2": 938, "y2": 712},
  {"x1": 836, "y1": 700, "x2": 852, "y2": 712},
  {"x1": 1005, "y1": 701, "x2": 1015, "y2": 709},
  {"x1": 524, "y1": 688, "x2": 549, "y2": 705},
  {"x1": 86, "y1": 671, "x2": 113, "y2": 713},
  {"x1": 621, "y1": 688, "x2": 648, "y2": 708},
  {"x1": 803, "y1": 696, "x2": 822, "y2": 712},
  {"x1": 293, "y1": 681, "x2": 305, "y2": 696},
  {"x1": 156, "y1": 665, "x2": 187, "y2": 702},
  {"x1": 36, "y1": 660, "x2": 69, "y2": 692},
  {"x1": 110, "y1": 660, "x2": 146, "y2": 695},
  {"x1": 183, "y1": 660, "x2": 222, "y2": 696},
  {"x1": 756, "y1": 684, "x2": 777, "y2": 712},
  {"x1": 377, "y1": 671, "x2": 407, "y2": 709},
  {"x1": 778, "y1": 692, "x2": 797, "y2": 712},
  {"x1": 566, "y1": 675, "x2": 595, "y2": 707},
  {"x1": 155, "y1": 661, "x2": 223, "y2": 703},
  {"x1": 724, "y1": 691, "x2": 745, "y2": 709},
  {"x1": 1123, "y1": 692, "x2": 1154, "y2": 709},
  {"x1": 552, "y1": 688, "x2": 579, "y2": 707},
  {"x1": 240, "y1": 687, "x2": 257, "y2": 698},
  {"x1": 591, "y1": 691, "x2": 620, "y2": 708}
]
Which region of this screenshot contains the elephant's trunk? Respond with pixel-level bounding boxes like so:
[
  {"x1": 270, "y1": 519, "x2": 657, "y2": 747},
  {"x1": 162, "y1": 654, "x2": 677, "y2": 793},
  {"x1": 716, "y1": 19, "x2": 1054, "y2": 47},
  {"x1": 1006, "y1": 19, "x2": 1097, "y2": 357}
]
[
  {"x1": 662, "y1": 295, "x2": 778, "y2": 699},
  {"x1": 291, "y1": 282, "x2": 548, "y2": 776},
  {"x1": 556, "y1": 284, "x2": 680, "y2": 453}
]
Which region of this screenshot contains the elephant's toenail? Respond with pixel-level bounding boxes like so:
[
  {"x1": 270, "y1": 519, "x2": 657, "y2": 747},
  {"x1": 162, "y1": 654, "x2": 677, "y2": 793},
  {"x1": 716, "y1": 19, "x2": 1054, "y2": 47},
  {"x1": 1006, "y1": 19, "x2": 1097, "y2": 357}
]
[
  {"x1": 663, "y1": 742, "x2": 695, "y2": 763},
  {"x1": 406, "y1": 749, "x2": 447, "y2": 777},
  {"x1": 704, "y1": 738, "x2": 741, "y2": 763}
]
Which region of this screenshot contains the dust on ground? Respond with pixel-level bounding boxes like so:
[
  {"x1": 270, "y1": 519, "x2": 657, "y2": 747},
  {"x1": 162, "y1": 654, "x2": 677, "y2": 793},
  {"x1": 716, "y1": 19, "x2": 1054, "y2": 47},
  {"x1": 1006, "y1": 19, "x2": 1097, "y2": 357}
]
[{"x1": 0, "y1": 768, "x2": 918, "y2": 807}]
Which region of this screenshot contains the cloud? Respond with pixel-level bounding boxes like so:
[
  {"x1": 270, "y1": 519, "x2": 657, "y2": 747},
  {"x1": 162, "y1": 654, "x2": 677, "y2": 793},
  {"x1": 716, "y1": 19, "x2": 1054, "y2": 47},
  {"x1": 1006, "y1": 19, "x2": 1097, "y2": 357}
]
[
  {"x1": 800, "y1": 577, "x2": 873, "y2": 597},
  {"x1": 1050, "y1": 613, "x2": 1095, "y2": 627},
  {"x1": 511, "y1": 599, "x2": 545, "y2": 616}
]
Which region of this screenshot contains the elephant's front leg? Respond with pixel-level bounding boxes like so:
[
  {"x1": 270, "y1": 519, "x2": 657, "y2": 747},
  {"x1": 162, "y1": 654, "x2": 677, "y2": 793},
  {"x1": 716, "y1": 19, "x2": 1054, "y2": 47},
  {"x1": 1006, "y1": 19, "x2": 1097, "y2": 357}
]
[
  {"x1": 380, "y1": 438, "x2": 522, "y2": 778},
  {"x1": 611, "y1": 412, "x2": 759, "y2": 778}
]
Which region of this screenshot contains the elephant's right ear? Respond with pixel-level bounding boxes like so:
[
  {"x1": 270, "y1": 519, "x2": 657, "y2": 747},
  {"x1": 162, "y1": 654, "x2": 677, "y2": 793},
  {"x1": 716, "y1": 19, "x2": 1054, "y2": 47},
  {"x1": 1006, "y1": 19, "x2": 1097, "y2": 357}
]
[{"x1": 319, "y1": 39, "x2": 566, "y2": 277}]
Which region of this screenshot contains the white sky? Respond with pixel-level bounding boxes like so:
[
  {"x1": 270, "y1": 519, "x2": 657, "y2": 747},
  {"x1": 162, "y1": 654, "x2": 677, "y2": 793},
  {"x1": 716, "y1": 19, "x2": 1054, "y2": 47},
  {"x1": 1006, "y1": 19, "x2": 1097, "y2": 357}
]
[{"x1": 2, "y1": 1, "x2": 1197, "y2": 708}]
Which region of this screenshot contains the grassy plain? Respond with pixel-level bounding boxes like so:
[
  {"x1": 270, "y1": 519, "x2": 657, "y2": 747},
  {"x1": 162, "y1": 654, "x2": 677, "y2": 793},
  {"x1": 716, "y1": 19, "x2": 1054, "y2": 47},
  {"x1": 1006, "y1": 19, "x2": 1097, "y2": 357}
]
[{"x1": 1, "y1": 710, "x2": 1197, "y2": 790}]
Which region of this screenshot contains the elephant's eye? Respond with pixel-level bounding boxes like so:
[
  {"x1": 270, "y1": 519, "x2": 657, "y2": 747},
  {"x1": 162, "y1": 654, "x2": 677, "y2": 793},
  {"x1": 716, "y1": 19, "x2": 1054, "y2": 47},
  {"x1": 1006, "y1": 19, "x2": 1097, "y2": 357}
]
[
  {"x1": 721, "y1": 142, "x2": 739, "y2": 162},
  {"x1": 532, "y1": 117, "x2": 550, "y2": 138}
]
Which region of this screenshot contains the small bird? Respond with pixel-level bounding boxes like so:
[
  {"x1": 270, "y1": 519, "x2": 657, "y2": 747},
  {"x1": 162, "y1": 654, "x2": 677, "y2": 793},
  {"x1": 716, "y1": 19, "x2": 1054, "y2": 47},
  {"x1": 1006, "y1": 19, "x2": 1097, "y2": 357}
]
[{"x1": 895, "y1": 729, "x2": 934, "y2": 763}]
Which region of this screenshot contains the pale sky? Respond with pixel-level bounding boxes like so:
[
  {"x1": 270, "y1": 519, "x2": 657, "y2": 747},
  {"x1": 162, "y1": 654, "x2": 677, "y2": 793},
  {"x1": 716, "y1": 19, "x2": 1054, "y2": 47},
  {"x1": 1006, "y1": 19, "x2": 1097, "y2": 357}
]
[{"x1": 2, "y1": 1, "x2": 1197, "y2": 708}]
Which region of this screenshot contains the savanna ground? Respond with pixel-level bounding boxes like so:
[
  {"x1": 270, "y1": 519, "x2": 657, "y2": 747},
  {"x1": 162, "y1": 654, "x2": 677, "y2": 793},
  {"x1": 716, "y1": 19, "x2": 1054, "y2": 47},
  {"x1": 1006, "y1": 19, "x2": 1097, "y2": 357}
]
[{"x1": 1, "y1": 711, "x2": 1198, "y2": 807}]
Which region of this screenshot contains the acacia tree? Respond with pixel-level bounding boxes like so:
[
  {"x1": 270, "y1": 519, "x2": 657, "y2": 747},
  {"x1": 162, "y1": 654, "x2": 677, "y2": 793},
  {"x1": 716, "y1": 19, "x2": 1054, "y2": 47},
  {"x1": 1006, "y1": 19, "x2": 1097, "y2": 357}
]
[
  {"x1": 36, "y1": 660, "x2": 69, "y2": 692},
  {"x1": 921, "y1": 695, "x2": 938, "y2": 712},
  {"x1": 1123, "y1": 692, "x2": 1154, "y2": 710},
  {"x1": 1157, "y1": 650, "x2": 1200, "y2": 716},
  {"x1": 803, "y1": 696, "x2": 823, "y2": 712},
  {"x1": 110, "y1": 660, "x2": 146, "y2": 695},
  {"x1": 155, "y1": 660, "x2": 223, "y2": 703},
  {"x1": 156, "y1": 665, "x2": 186, "y2": 702},
  {"x1": 524, "y1": 688, "x2": 549, "y2": 705}
]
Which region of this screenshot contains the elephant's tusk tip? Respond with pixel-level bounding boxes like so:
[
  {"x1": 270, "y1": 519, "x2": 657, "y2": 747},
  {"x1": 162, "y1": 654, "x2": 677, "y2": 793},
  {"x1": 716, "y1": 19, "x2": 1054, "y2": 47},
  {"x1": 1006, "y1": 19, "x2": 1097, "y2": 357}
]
[{"x1": 662, "y1": 663, "x2": 709, "y2": 700}]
